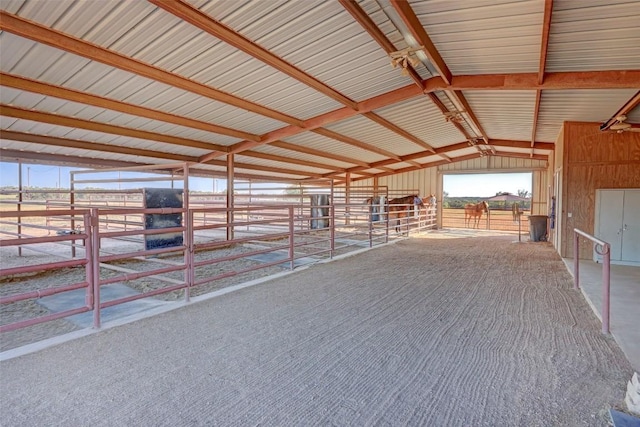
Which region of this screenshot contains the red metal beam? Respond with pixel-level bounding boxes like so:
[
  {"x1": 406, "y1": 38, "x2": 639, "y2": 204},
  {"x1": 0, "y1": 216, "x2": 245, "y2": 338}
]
[
  {"x1": 0, "y1": 11, "x2": 303, "y2": 127},
  {"x1": 538, "y1": 0, "x2": 554, "y2": 85},
  {"x1": 390, "y1": 0, "x2": 452, "y2": 85},
  {"x1": 600, "y1": 90, "x2": 640, "y2": 131},
  {"x1": 151, "y1": 0, "x2": 357, "y2": 110}
]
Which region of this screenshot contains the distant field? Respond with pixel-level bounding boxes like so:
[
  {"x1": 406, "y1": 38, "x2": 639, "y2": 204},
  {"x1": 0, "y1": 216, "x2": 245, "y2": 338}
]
[{"x1": 442, "y1": 208, "x2": 530, "y2": 232}]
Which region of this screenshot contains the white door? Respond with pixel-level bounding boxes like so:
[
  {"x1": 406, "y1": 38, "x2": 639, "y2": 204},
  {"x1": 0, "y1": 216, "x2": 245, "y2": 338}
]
[
  {"x1": 595, "y1": 190, "x2": 624, "y2": 261},
  {"x1": 621, "y1": 190, "x2": 640, "y2": 263}
]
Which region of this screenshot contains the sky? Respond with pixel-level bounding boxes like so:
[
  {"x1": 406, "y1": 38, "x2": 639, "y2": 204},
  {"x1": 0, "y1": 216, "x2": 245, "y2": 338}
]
[
  {"x1": 443, "y1": 173, "x2": 532, "y2": 197},
  {"x1": 0, "y1": 162, "x2": 532, "y2": 197},
  {"x1": 0, "y1": 162, "x2": 227, "y2": 192}
]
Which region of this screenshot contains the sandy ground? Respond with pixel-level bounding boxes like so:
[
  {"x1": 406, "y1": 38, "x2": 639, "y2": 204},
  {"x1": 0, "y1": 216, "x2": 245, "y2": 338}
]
[
  {"x1": 0, "y1": 232, "x2": 633, "y2": 426},
  {"x1": 0, "y1": 229, "x2": 386, "y2": 351}
]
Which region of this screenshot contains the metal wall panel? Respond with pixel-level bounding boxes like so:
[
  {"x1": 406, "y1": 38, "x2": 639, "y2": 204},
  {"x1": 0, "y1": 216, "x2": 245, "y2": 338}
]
[
  {"x1": 379, "y1": 166, "x2": 439, "y2": 196},
  {"x1": 438, "y1": 156, "x2": 546, "y2": 172},
  {"x1": 531, "y1": 170, "x2": 549, "y2": 215}
]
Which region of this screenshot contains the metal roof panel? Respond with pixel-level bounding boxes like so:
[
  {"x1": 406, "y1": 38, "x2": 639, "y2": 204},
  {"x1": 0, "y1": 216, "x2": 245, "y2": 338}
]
[
  {"x1": 537, "y1": 89, "x2": 638, "y2": 143},
  {"x1": 325, "y1": 115, "x2": 423, "y2": 157},
  {"x1": 547, "y1": 1, "x2": 640, "y2": 71},
  {"x1": 375, "y1": 96, "x2": 465, "y2": 148},
  {"x1": 409, "y1": 0, "x2": 543, "y2": 74},
  {"x1": 463, "y1": 90, "x2": 537, "y2": 142}
]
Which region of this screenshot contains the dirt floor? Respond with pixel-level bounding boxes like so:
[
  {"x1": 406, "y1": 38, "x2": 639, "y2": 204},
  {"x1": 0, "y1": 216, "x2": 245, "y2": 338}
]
[
  {"x1": 0, "y1": 229, "x2": 382, "y2": 351},
  {"x1": 0, "y1": 231, "x2": 633, "y2": 426}
]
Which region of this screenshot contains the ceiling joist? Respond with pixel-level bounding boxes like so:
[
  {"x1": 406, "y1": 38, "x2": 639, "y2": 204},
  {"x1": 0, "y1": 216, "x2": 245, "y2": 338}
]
[
  {"x1": 0, "y1": 10, "x2": 304, "y2": 127},
  {"x1": 0, "y1": 1, "x2": 636, "y2": 185}
]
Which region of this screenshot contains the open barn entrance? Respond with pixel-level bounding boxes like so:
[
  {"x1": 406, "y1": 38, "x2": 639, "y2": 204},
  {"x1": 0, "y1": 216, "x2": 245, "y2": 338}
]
[{"x1": 442, "y1": 172, "x2": 533, "y2": 233}]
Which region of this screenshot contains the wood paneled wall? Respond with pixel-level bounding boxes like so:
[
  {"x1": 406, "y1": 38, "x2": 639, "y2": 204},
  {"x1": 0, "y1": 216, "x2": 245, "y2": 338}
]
[{"x1": 560, "y1": 122, "x2": 640, "y2": 258}]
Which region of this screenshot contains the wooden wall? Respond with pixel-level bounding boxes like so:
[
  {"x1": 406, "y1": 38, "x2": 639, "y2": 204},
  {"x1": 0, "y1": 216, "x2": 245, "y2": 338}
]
[{"x1": 560, "y1": 122, "x2": 640, "y2": 258}]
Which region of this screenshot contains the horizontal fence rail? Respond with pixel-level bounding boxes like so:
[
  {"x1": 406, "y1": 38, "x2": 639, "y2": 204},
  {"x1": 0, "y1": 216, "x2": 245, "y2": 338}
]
[
  {"x1": 1, "y1": 199, "x2": 436, "y2": 341},
  {"x1": 573, "y1": 228, "x2": 611, "y2": 334},
  {"x1": 442, "y1": 207, "x2": 531, "y2": 233},
  {"x1": 0, "y1": 209, "x2": 94, "y2": 333}
]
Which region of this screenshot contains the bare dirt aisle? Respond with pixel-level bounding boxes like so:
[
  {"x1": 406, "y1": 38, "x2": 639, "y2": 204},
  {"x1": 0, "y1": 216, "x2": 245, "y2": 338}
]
[{"x1": 0, "y1": 234, "x2": 632, "y2": 426}]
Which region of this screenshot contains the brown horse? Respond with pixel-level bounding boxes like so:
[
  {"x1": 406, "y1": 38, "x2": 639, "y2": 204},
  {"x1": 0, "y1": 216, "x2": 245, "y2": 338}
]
[
  {"x1": 464, "y1": 201, "x2": 489, "y2": 228},
  {"x1": 389, "y1": 195, "x2": 425, "y2": 232},
  {"x1": 512, "y1": 202, "x2": 521, "y2": 223}
]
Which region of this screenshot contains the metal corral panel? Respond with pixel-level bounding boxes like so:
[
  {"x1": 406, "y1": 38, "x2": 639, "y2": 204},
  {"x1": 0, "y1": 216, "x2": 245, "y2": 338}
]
[
  {"x1": 537, "y1": 89, "x2": 638, "y2": 142},
  {"x1": 409, "y1": 0, "x2": 543, "y2": 75},
  {"x1": 547, "y1": 1, "x2": 640, "y2": 72},
  {"x1": 324, "y1": 115, "x2": 424, "y2": 157},
  {"x1": 252, "y1": 145, "x2": 355, "y2": 170},
  {"x1": 374, "y1": 97, "x2": 464, "y2": 148},
  {"x1": 203, "y1": 0, "x2": 418, "y2": 102},
  {"x1": 463, "y1": 91, "x2": 537, "y2": 142},
  {"x1": 282, "y1": 131, "x2": 387, "y2": 164}
]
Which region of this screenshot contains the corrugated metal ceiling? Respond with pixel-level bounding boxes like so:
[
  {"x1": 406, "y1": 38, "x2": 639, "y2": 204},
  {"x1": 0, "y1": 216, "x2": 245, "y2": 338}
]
[{"x1": 1, "y1": 0, "x2": 638, "y2": 184}]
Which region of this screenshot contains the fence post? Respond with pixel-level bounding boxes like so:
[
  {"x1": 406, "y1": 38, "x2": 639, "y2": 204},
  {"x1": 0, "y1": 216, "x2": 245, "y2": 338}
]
[
  {"x1": 329, "y1": 202, "x2": 335, "y2": 259},
  {"x1": 84, "y1": 211, "x2": 94, "y2": 312},
  {"x1": 602, "y1": 243, "x2": 611, "y2": 334},
  {"x1": 368, "y1": 206, "x2": 373, "y2": 248},
  {"x1": 91, "y1": 208, "x2": 101, "y2": 329},
  {"x1": 289, "y1": 206, "x2": 295, "y2": 270},
  {"x1": 185, "y1": 209, "x2": 192, "y2": 302},
  {"x1": 573, "y1": 232, "x2": 580, "y2": 290}
]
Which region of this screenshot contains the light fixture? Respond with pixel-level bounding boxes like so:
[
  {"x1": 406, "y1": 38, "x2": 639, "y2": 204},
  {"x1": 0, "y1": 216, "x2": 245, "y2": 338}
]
[
  {"x1": 444, "y1": 110, "x2": 467, "y2": 123},
  {"x1": 389, "y1": 46, "x2": 424, "y2": 74}
]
